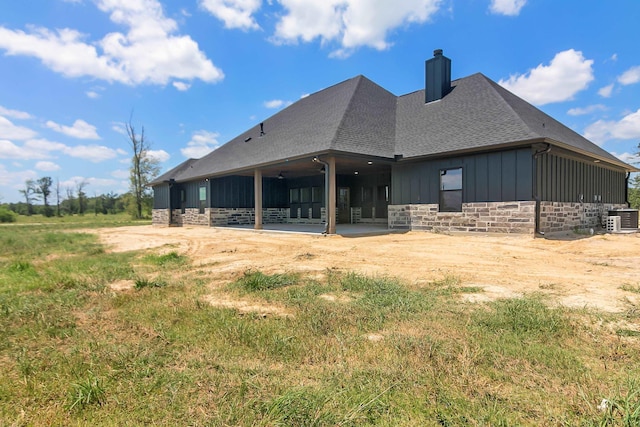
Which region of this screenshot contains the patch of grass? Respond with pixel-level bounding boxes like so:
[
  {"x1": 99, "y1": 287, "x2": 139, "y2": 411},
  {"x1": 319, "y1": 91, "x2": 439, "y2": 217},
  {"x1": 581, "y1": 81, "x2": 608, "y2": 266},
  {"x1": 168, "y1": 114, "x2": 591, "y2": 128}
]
[
  {"x1": 234, "y1": 270, "x2": 299, "y2": 291},
  {"x1": 67, "y1": 374, "x2": 106, "y2": 410},
  {"x1": 474, "y1": 295, "x2": 568, "y2": 338},
  {"x1": 2, "y1": 220, "x2": 640, "y2": 425},
  {"x1": 143, "y1": 251, "x2": 187, "y2": 266},
  {"x1": 134, "y1": 277, "x2": 166, "y2": 290},
  {"x1": 598, "y1": 378, "x2": 640, "y2": 426},
  {"x1": 616, "y1": 329, "x2": 640, "y2": 338},
  {"x1": 621, "y1": 284, "x2": 640, "y2": 294}
]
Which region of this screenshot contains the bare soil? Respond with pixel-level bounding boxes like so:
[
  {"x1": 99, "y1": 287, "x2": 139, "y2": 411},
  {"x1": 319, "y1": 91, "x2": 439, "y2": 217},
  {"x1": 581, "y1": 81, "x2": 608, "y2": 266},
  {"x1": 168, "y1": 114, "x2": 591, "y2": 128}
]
[{"x1": 92, "y1": 226, "x2": 640, "y2": 313}]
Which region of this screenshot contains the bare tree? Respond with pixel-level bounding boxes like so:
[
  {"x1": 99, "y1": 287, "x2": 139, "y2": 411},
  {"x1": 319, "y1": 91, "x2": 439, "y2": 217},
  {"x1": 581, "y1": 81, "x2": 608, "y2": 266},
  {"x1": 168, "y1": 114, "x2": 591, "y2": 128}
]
[
  {"x1": 65, "y1": 187, "x2": 76, "y2": 215},
  {"x1": 76, "y1": 180, "x2": 88, "y2": 215},
  {"x1": 55, "y1": 178, "x2": 62, "y2": 217},
  {"x1": 126, "y1": 118, "x2": 160, "y2": 219},
  {"x1": 19, "y1": 179, "x2": 38, "y2": 216}
]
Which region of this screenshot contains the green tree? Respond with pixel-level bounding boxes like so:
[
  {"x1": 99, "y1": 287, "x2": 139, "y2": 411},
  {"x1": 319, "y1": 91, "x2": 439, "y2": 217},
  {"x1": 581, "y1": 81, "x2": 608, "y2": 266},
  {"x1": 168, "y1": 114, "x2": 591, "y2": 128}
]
[
  {"x1": 36, "y1": 176, "x2": 54, "y2": 217},
  {"x1": 126, "y1": 119, "x2": 160, "y2": 219},
  {"x1": 629, "y1": 175, "x2": 640, "y2": 209}
]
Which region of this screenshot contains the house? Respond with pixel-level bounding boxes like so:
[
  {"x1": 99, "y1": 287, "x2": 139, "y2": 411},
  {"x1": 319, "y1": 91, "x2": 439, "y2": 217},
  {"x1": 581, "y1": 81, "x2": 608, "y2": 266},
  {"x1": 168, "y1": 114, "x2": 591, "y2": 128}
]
[{"x1": 151, "y1": 50, "x2": 637, "y2": 235}]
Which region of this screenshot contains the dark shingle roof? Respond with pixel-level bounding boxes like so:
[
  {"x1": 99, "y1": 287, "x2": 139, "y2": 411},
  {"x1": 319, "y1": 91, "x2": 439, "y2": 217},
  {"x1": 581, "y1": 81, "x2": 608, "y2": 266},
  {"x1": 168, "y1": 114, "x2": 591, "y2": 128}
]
[{"x1": 152, "y1": 71, "x2": 634, "y2": 185}]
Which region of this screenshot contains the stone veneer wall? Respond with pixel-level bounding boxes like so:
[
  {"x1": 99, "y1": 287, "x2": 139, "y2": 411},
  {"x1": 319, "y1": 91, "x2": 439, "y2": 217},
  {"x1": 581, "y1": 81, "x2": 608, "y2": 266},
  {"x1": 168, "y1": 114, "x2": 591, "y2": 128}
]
[
  {"x1": 388, "y1": 201, "x2": 536, "y2": 234},
  {"x1": 152, "y1": 208, "x2": 170, "y2": 226},
  {"x1": 539, "y1": 202, "x2": 627, "y2": 233}
]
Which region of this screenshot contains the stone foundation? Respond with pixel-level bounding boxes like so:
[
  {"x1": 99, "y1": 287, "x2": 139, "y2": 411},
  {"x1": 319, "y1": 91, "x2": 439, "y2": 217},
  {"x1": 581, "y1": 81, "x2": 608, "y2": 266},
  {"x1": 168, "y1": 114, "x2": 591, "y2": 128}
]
[
  {"x1": 152, "y1": 208, "x2": 170, "y2": 226},
  {"x1": 539, "y1": 202, "x2": 627, "y2": 233},
  {"x1": 388, "y1": 201, "x2": 536, "y2": 234}
]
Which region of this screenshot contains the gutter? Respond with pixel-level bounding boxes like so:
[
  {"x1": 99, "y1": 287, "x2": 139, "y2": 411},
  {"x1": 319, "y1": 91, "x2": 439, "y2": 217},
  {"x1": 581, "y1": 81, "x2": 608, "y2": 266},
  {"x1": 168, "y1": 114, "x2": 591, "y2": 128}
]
[{"x1": 532, "y1": 143, "x2": 552, "y2": 236}]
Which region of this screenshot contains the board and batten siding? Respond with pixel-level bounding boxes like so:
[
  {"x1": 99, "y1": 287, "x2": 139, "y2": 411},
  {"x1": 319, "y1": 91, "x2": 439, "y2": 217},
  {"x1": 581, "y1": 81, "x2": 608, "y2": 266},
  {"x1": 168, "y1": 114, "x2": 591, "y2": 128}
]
[
  {"x1": 536, "y1": 153, "x2": 626, "y2": 204},
  {"x1": 391, "y1": 148, "x2": 533, "y2": 205},
  {"x1": 152, "y1": 184, "x2": 170, "y2": 209}
]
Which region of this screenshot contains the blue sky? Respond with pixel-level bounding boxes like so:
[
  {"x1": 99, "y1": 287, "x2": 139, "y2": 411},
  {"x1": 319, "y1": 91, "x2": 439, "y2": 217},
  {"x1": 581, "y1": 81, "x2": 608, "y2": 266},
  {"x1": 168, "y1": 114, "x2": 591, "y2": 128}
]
[{"x1": 1, "y1": 0, "x2": 639, "y2": 203}]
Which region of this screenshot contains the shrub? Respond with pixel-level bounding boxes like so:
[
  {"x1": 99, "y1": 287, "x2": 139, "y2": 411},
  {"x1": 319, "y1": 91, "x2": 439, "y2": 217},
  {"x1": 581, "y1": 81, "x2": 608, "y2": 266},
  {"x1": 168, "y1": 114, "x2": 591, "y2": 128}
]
[{"x1": 0, "y1": 208, "x2": 17, "y2": 223}]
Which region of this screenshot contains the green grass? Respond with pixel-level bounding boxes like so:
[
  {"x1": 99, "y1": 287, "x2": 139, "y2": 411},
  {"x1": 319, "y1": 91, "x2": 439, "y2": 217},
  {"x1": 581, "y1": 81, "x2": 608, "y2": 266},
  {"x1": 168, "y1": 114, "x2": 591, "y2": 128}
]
[{"x1": 1, "y1": 218, "x2": 639, "y2": 425}]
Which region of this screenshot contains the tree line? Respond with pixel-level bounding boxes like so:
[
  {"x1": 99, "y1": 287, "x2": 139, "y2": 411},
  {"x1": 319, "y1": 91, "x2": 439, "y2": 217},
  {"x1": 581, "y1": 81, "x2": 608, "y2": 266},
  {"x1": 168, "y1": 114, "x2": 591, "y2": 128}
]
[{"x1": 0, "y1": 117, "x2": 159, "y2": 222}]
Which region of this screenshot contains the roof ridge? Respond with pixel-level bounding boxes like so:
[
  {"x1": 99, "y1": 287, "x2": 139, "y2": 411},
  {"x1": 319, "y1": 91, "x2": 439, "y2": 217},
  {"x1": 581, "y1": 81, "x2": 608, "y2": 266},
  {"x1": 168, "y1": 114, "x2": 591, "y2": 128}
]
[
  {"x1": 329, "y1": 75, "x2": 365, "y2": 150},
  {"x1": 475, "y1": 73, "x2": 540, "y2": 136}
]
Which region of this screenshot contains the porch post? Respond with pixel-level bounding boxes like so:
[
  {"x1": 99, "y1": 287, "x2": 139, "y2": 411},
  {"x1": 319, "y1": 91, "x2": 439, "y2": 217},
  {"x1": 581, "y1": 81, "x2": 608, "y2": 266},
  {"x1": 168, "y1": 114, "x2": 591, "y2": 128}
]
[
  {"x1": 327, "y1": 156, "x2": 336, "y2": 234},
  {"x1": 254, "y1": 169, "x2": 263, "y2": 230}
]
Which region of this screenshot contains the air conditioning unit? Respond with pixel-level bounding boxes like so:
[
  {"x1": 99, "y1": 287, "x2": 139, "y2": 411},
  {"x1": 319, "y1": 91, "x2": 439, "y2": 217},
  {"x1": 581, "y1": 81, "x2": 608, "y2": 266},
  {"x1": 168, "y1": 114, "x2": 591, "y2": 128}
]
[{"x1": 606, "y1": 216, "x2": 621, "y2": 233}]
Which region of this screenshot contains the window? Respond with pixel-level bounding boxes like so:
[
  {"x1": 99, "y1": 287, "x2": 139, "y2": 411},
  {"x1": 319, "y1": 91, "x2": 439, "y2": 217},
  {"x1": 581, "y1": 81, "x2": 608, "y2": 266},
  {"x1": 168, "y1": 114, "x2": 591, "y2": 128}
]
[
  {"x1": 439, "y1": 168, "x2": 462, "y2": 212},
  {"x1": 180, "y1": 189, "x2": 186, "y2": 214},
  {"x1": 300, "y1": 187, "x2": 311, "y2": 203},
  {"x1": 362, "y1": 187, "x2": 372, "y2": 203},
  {"x1": 199, "y1": 185, "x2": 207, "y2": 214},
  {"x1": 377, "y1": 185, "x2": 389, "y2": 202},
  {"x1": 289, "y1": 188, "x2": 299, "y2": 203},
  {"x1": 312, "y1": 187, "x2": 323, "y2": 203}
]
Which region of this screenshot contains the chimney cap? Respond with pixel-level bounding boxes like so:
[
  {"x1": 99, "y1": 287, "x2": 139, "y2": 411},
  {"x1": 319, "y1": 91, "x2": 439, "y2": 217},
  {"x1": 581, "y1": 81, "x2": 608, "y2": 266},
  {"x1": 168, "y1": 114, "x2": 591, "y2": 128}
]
[{"x1": 433, "y1": 49, "x2": 443, "y2": 57}]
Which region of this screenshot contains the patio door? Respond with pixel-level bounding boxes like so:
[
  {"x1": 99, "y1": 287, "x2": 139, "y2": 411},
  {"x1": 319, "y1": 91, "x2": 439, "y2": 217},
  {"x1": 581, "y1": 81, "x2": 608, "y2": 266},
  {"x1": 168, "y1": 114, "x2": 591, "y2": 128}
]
[{"x1": 337, "y1": 187, "x2": 350, "y2": 224}]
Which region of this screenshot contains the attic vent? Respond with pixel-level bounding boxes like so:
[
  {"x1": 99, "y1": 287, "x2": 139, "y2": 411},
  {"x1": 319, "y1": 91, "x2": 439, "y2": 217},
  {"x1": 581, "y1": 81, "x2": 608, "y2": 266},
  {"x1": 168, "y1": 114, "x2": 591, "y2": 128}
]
[
  {"x1": 260, "y1": 122, "x2": 265, "y2": 136},
  {"x1": 425, "y1": 48, "x2": 451, "y2": 103}
]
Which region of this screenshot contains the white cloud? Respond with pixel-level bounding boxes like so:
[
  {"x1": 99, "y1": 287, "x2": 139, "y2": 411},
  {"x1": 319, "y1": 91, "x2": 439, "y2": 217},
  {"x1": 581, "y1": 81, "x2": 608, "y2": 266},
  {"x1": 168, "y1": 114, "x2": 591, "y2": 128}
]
[
  {"x1": 65, "y1": 144, "x2": 119, "y2": 162},
  {"x1": 618, "y1": 65, "x2": 640, "y2": 85},
  {"x1": 86, "y1": 91, "x2": 100, "y2": 99},
  {"x1": 584, "y1": 108, "x2": 640, "y2": 144},
  {"x1": 181, "y1": 130, "x2": 220, "y2": 158},
  {"x1": 111, "y1": 169, "x2": 130, "y2": 179},
  {"x1": 3, "y1": 137, "x2": 121, "y2": 163},
  {"x1": 273, "y1": 0, "x2": 441, "y2": 57},
  {"x1": 598, "y1": 83, "x2": 614, "y2": 98},
  {"x1": 0, "y1": 139, "x2": 49, "y2": 159},
  {"x1": 264, "y1": 99, "x2": 293, "y2": 109},
  {"x1": 111, "y1": 122, "x2": 127, "y2": 135},
  {"x1": 498, "y1": 49, "x2": 594, "y2": 105},
  {"x1": 173, "y1": 81, "x2": 191, "y2": 91},
  {"x1": 24, "y1": 138, "x2": 69, "y2": 153},
  {"x1": 35, "y1": 161, "x2": 61, "y2": 171},
  {"x1": 0, "y1": 105, "x2": 32, "y2": 120},
  {"x1": 0, "y1": 0, "x2": 223, "y2": 86},
  {"x1": 0, "y1": 116, "x2": 38, "y2": 140},
  {"x1": 489, "y1": 0, "x2": 527, "y2": 16},
  {"x1": 567, "y1": 104, "x2": 607, "y2": 116},
  {"x1": 200, "y1": 0, "x2": 261, "y2": 30},
  {"x1": 0, "y1": 164, "x2": 37, "y2": 189},
  {"x1": 146, "y1": 149, "x2": 170, "y2": 162},
  {"x1": 300, "y1": 93, "x2": 310, "y2": 99},
  {"x1": 46, "y1": 119, "x2": 100, "y2": 139},
  {"x1": 612, "y1": 152, "x2": 640, "y2": 165}
]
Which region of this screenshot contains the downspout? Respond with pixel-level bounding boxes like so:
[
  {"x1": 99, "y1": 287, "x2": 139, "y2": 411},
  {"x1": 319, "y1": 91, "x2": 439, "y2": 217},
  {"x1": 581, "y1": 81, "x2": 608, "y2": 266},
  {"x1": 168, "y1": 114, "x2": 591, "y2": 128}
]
[
  {"x1": 625, "y1": 172, "x2": 631, "y2": 208},
  {"x1": 312, "y1": 156, "x2": 330, "y2": 234},
  {"x1": 532, "y1": 144, "x2": 551, "y2": 236}
]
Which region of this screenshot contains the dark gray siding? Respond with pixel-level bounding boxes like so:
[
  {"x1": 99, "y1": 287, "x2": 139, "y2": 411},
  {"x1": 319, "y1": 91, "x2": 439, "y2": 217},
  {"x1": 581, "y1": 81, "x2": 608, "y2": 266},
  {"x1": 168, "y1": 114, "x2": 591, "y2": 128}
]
[
  {"x1": 153, "y1": 184, "x2": 169, "y2": 209},
  {"x1": 391, "y1": 148, "x2": 533, "y2": 205},
  {"x1": 210, "y1": 176, "x2": 288, "y2": 208},
  {"x1": 179, "y1": 180, "x2": 208, "y2": 208},
  {"x1": 537, "y1": 153, "x2": 626, "y2": 203}
]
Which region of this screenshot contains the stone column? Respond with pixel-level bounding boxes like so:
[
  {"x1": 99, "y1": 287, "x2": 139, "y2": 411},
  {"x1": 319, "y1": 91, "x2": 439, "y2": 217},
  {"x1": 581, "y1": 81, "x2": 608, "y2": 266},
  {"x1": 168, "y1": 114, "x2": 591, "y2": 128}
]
[
  {"x1": 327, "y1": 156, "x2": 336, "y2": 234},
  {"x1": 254, "y1": 169, "x2": 263, "y2": 229}
]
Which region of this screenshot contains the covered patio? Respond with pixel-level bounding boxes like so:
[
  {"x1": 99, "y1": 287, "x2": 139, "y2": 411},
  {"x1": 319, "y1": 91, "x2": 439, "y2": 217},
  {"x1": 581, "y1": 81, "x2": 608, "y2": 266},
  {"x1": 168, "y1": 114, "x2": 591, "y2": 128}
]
[{"x1": 215, "y1": 222, "x2": 397, "y2": 236}]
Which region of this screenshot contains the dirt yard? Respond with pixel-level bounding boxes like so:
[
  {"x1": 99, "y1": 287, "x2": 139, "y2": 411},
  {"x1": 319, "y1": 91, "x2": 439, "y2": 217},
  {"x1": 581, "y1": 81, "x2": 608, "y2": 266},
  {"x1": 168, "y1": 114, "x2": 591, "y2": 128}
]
[{"x1": 93, "y1": 226, "x2": 640, "y2": 313}]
